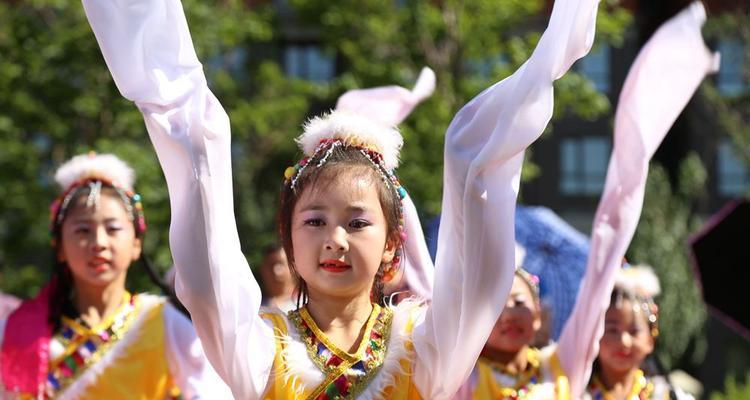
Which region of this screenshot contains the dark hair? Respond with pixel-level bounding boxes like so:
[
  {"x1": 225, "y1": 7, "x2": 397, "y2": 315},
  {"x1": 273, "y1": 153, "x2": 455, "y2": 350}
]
[
  {"x1": 48, "y1": 184, "x2": 184, "y2": 329},
  {"x1": 278, "y1": 145, "x2": 403, "y2": 308}
]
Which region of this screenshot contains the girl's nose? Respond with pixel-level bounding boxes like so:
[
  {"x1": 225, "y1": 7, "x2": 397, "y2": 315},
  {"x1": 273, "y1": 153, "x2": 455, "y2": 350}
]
[
  {"x1": 91, "y1": 226, "x2": 108, "y2": 252},
  {"x1": 620, "y1": 332, "x2": 633, "y2": 348},
  {"x1": 324, "y1": 226, "x2": 348, "y2": 252}
]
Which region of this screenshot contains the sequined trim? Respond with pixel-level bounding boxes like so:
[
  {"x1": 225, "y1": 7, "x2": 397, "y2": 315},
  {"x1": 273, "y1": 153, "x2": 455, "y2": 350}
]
[
  {"x1": 288, "y1": 304, "x2": 393, "y2": 400},
  {"x1": 482, "y1": 347, "x2": 544, "y2": 399},
  {"x1": 45, "y1": 293, "x2": 139, "y2": 398},
  {"x1": 588, "y1": 369, "x2": 655, "y2": 400}
]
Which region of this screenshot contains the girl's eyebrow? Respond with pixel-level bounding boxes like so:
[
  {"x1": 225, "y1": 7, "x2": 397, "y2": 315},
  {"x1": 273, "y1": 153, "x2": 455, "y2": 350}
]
[
  {"x1": 70, "y1": 217, "x2": 123, "y2": 224},
  {"x1": 347, "y1": 205, "x2": 370, "y2": 213},
  {"x1": 299, "y1": 204, "x2": 326, "y2": 212}
]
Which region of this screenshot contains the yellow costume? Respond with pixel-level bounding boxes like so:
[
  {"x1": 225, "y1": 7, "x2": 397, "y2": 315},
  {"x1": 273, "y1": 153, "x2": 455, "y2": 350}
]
[
  {"x1": 261, "y1": 302, "x2": 423, "y2": 400},
  {"x1": 462, "y1": 346, "x2": 569, "y2": 400},
  {"x1": 44, "y1": 293, "x2": 176, "y2": 399}
]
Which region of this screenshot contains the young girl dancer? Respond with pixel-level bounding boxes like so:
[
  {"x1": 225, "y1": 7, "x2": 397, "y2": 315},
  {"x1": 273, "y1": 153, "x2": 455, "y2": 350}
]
[
  {"x1": 453, "y1": 2, "x2": 718, "y2": 399},
  {"x1": 0, "y1": 153, "x2": 230, "y2": 399},
  {"x1": 584, "y1": 265, "x2": 693, "y2": 400},
  {"x1": 82, "y1": 0, "x2": 602, "y2": 398}
]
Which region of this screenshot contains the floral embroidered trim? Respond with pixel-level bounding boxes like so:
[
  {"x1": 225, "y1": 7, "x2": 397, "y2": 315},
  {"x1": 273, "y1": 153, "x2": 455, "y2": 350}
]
[
  {"x1": 589, "y1": 369, "x2": 654, "y2": 400},
  {"x1": 45, "y1": 293, "x2": 140, "y2": 398},
  {"x1": 483, "y1": 347, "x2": 543, "y2": 399},
  {"x1": 288, "y1": 304, "x2": 393, "y2": 399}
]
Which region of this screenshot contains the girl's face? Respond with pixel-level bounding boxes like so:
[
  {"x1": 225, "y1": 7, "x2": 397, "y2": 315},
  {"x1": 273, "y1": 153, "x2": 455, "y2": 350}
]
[
  {"x1": 486, "y1": 276, "x2": 541, "y2": 353},
  {"x1": 291, "y1": 170, "x2": 396, "y2": 301},
  {"x1": 58, "y1": 193, "x2": 142, "y2": 290},
  {"x1": 598, "y1": 300, "x2": 654, "y2": 374},
  {"x1": 259, "y1": 248, "x2": 293, "y2": 297}
]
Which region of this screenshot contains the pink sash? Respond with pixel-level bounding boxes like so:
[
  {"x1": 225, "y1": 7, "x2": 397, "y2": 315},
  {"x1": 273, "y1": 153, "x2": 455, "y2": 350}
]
[{"x1": 1, "y1": 282, "x2": 55, "y2": 395}]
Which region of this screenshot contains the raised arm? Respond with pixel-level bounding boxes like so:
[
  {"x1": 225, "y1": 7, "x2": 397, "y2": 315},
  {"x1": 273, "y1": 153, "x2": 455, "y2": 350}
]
[
  {"x1": 556, "y1": 2, "x2": 719, "y2": 397},
  {"x1": 411, "y1": 0, "x2": 601, "y2": 398},
  {"x1": 82, "y1": 1, "x2": 275, "y2": 397}
]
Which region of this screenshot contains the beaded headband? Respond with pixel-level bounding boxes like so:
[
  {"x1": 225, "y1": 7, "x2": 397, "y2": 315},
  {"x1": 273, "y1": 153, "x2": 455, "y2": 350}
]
[
  {"x1": 515, "y1": 267, "x2": 541, "y2": 302},
  {"x1": 49, "y1": 153, "x2": 146, "y2": 239},
  {"x1": 284, "y1": 111, "x2": 409, "y2": 268},
  {"x1": 284, "y1": 68, "x2": 436, "y2": 281},
  {"x1": 613, "y1": 263, "x2": 660, "y2": 337}
]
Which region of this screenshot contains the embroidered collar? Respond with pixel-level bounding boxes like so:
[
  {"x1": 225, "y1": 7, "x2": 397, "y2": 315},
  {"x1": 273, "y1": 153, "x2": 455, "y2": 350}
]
[
  {"x1": 589, "y1": 369, "x2": 653, "y2": 400},
  {"x1": 45, "y1": 292, "x2": 139, "y2": 398},
  {"x1": 481, "y1": 347, "x2": 543, "y2": 399},
  {"x1": 287, "y1": 304, "x2": 393, "y2": 400}
]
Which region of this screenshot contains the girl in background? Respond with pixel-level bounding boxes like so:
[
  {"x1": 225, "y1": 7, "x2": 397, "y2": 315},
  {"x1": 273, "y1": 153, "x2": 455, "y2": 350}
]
[
  {"x1": 584, "y1": 265, "x2": 693, "y2": 400},
  {"x1": 0, "y1": 153, "x2": 230, "y2": 399},
  {"x1": 453, "y1": 2, "x2": 718, "y2": 398}
]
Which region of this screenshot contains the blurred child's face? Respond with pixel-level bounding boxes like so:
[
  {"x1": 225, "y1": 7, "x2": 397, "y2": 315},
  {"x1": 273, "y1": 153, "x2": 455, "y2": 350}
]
[
  {"x1": 260, "y1": 248, "x2": 293, "y2": 297},
  {"x1": 598, "y1": 300, "x2": 654, "y2": 374},
  {"x1": 486, "y1": 276, "x2": 541, "y2": 353},
  {"x1": 59, "y1": 193, "x2": 141, "y2": 290},
  {"x1": 291, "y1": 169, "x2": 396, "y2": 301}
]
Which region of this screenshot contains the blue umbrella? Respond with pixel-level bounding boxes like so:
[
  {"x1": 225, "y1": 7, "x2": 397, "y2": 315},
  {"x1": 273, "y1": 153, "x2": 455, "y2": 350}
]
[
  {"x1": 426, "y1": 205, "x2": 590, "y2": 339},
  {"x1": 515, "y1": 205, "x2": 589, "y2": 339}
]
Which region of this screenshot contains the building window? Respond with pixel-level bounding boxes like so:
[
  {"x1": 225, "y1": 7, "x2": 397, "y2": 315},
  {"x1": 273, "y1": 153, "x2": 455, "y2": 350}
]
[
  {"x1": 578, "y1": 44, "x2": 611, "y2": 93},
  {"x1": 559, "y1": 136, "x2": 610, "y2": 196},
  {"x1": 284, "y1": 44, "x2": 335, "y2": 82},
  {"x1": 716, "y1": 40, "x2": 746, "y2": 97},
  {"x1": 717, "y1": 139, "x2": 750, "y2": 196}
]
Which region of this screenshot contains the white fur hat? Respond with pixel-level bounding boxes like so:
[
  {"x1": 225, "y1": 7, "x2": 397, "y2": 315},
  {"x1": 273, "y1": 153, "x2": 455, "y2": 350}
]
[
  {"x1": 296, "y1": 67, "x2": 436, "y2": 171},
  {"x1": 297, "y1": 111, "x2": 404, "y2": 170},
  {"x1": 54, "y1": 153, "x2": 135, "y2": 192},
  {"x1": 614, "y1": 264, "x2": 661, "y2": 298}
]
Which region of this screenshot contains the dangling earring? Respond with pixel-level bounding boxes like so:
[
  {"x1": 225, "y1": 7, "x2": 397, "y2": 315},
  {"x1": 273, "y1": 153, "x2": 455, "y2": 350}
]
[{"x1": 382, "y1": 249, "x2": 402, "y2": 283}]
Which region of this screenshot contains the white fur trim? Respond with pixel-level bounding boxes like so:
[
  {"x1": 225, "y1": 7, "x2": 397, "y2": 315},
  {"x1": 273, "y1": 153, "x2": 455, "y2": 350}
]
[
  {"x1": 275, "y1": 300, "x2": 422, "y2": 398},
  {"x1": 357, "y1": 300, "x2": 420, "y2": 400},
  {"x1": 55, "y1": 153, "x2": 135, "y2": 191},
  {"x1": 298, "y1": 111, "x2": 404, "y2": 171},
  {"x1": 274, "y1": 312, "x2": 324, "y2": 397},
  {"x1": 56, "y1": 295, "x2": 164, "y2": 400},
  {"x1": 411, "y1": 67, "x2": 436, "y2": 105},
  {"x1": 515, "y1": 242, "x2": 527, "y2": 268},
  {"x1": 615, "y1": 265, "x2": 661, "y2": 298}
]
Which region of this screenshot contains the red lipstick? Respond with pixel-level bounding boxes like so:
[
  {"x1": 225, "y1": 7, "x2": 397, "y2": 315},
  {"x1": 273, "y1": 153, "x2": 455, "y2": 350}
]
[{"x1": 319, "y1": 259, "x2": 351, "y2": 273}]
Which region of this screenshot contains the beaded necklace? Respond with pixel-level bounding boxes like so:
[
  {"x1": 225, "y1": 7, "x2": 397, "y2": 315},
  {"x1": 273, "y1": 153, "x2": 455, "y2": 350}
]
[
  {"x1": 288, "y1": 304, "x2": 393, "y2": 400},
  {"x1": 483, "y1": 347, "x2": 543, "y2": 399},
  {"x1": 45, "y1": 292, "x2": 139, "y2": 398},
  {"x1": 589, "y1": 369, "x2": 654, "y2": 400}
]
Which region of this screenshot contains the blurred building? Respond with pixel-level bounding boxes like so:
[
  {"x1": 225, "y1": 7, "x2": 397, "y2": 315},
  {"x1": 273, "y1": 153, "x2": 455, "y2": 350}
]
[{"x1": 524, "y1": 0, "x2": 750, "y2": 233}]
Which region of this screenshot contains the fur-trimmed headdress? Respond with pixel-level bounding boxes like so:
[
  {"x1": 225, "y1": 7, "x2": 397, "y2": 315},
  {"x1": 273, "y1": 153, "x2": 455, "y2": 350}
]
[
  {"x1": 282, "y1": 68, "x2": 436, "y2": 297},
  {"x1": 49, "y1": 152, "x2": 145, "y2": 237},
  {"x1": 612, "y1": 263, "x2": 661, "y2": 336}
]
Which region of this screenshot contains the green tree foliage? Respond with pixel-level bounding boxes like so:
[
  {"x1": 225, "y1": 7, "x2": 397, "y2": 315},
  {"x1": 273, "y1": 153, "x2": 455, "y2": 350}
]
[
  {"x1": 290, "y1": 0, "x2": 630, "y2": 214},
  {"x1": 704, "y1": 11, "x2": 750, "y2": 168},
  {"x1": 711, "y1": 372, "x2": 750, "y2": 400},
  {"x1": 0, "y1": 1, "x2": 630, "y2": 296},
  {"x1": 627, "y1": 154, "x2": 708, "y2": 370}
]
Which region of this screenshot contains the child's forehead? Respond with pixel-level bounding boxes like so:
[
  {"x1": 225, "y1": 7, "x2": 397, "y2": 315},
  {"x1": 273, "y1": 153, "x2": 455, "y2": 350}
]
[
  {"x1": 605, "y1": 302, "x2": 649, "y2": 326},
  {"x1": 65, "y1": 192, "x2": 129, "y2": 220},
  {"x1": 298, "y1": 171, "x2": 380, "y2": 204}
]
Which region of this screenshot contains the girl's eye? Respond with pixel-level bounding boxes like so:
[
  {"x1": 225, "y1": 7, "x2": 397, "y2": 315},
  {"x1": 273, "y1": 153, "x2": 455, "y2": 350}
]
[
  {"x1": 304, "y1": 218, "x2": 324, "y2": 227},
  {"x1": 107, "y1": 226, "x2": 123, "y2": 233},
  {"x1": 74, "y1": 227, "x2": 90, "y2": 234},
  {"x1": 349, "y1": 219, "x2": 371, "y2": 229}
]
